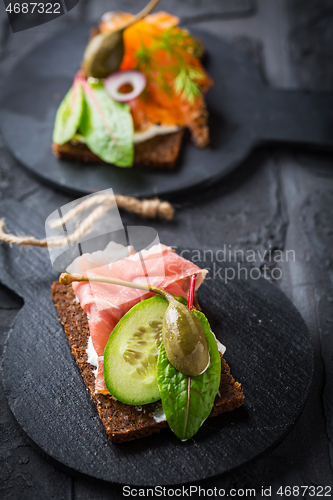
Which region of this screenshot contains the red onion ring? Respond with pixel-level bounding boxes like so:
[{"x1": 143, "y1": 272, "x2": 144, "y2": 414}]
[{"x1": 104, "y1": 70, "x2": 146, "y2": 102}]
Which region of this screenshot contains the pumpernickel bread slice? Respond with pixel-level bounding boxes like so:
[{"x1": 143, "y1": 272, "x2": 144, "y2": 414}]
[
  {"x1": 53, "y1": 130, "x2": 184, "y2": 170},
  {"x1": 51, "y1": 281, "x2": 244, "y2": 443}
]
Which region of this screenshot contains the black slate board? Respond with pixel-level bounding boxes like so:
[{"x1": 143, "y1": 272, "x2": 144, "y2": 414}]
[
  {"x1": 92, "y1": 0, "x2": 256, "y2": 22},
  {"x1": 0, "y1": 25, "x2": 333, "y2": 198},
  {"x1": 0, "y1": 200, "x2": 314, "y2": 485}
]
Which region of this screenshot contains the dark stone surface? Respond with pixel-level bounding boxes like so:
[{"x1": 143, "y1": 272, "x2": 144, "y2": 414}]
[{"x1": 288, "y1": 0, "x2": 333, "y2": 90}]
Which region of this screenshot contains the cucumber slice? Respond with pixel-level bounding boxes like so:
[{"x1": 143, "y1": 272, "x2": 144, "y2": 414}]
[{"x1": 104, "y1": 295, "x2": 169, "y2": 405}]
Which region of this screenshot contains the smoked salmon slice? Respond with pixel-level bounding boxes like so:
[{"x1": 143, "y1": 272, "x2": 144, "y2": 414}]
[{"x1": 67, "y1": 244, "x2": 208, "y2": 393}]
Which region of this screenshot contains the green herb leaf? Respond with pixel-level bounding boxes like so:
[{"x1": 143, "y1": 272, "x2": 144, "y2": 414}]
[
  {"x1": 53, "y1": 81, "x2": 84, "y2": 145},
  {"x1": 157, "y1": 310, "x2": 221, "y2": 441},
  {"x1": 80, "y1": 80, "x2": 134, "y2": 167}
]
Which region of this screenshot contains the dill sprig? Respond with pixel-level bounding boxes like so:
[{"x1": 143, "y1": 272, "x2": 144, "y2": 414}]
[{"x1": 135, "y1": 27, "x2": 206, "y2": 103}]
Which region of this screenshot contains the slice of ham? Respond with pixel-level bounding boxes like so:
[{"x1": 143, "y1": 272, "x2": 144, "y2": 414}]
[{"x1": 68, "y1": 243, "x2": 208, "y2": 393}]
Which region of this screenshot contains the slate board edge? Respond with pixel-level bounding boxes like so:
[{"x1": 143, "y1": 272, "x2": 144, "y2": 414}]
[
  {"x1": 1, "y1": 22, "x2": 333, "y2": 198},
  {"x1": 2, "y1": 362, "x2": 313, "y2": 488},
  {"x1": 0, "y1": 199, "x2": 315, "y2": 485},
  {"x1": 0, "y1": 132, "x2": 257, "y2": 200}
]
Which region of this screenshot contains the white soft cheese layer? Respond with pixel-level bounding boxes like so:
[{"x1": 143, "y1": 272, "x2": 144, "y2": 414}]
[
  {"x1": 86, "y1": 336, "x2": 98, "y2": 379},
  {"x1": 216, "y1": 339, "x2": 226, "y2": 356}
]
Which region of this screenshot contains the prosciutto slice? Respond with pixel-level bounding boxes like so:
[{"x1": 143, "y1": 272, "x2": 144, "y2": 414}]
[{"x1": 67, "y1": 243, "x2": 208, "y2": 393}]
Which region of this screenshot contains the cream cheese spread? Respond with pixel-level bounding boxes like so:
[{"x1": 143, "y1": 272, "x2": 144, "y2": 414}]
[
  {"x1": 152, "y1": 403, "x2": 166, "y2": 423},
  {"x1": 216, "y1": 339, "x2": 226, "y2": 356},
  {"x1": 86, "y1": 336, "x2": 98, "y2": 378},
  {"x1": 133, "y1": 124, "x2": 181, "y2": 144}
]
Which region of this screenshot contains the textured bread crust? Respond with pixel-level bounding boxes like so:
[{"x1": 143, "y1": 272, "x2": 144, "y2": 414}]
[
  {"x1": 51, "y1": 282, "x2": 244, "y2": 443},
  {"x1": 52, "y1": 130, "x2": 184, "y2": 170}
]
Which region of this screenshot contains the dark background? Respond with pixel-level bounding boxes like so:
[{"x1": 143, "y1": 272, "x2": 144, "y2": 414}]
[{"x1": 0, "y1": 0, "x2": 333, "y2": 498}]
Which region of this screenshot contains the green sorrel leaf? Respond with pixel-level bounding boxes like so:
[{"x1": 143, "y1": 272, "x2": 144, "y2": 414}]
[
  {"x1": 80, "y1": 80, "x2": 134, "y2": 167},
  {"x1": 53, "y1": 80, "x2": 84, "y2": 145}
]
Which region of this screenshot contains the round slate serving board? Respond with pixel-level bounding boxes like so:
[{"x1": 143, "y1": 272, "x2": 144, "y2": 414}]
[
  {"x1": 0, "y1": 25, "x2": 332, "y2": 198},
  {"x1": 0, "y1": 200, "x2": 314, "y2": 485}
]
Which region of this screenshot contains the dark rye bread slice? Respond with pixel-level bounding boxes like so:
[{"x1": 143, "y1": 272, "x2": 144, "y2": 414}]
[
  {"x1": 53, "y1": 129, "x2": 184, "y2": 170},
  {"x1": 51, "y1": 282, "x2": 244, "y2": 443}
]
